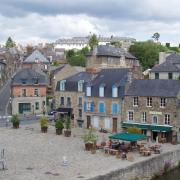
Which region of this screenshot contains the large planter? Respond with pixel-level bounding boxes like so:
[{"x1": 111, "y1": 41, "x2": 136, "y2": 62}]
[
  {"x1": 64, "y1": 129, "x2": 71, "y2": 137},
  {"x1": 56, "y1": 129, "x2": 63, "y2": 135},
  {"x1": 41, "y1": 126, "x2": 48, "y2": 133},
  {"x1": 85, "y1": 142, "x2": 94, "y2": 151},
  {"x1": 13, "y1": 123, "x2": 19, "y2": 129}
]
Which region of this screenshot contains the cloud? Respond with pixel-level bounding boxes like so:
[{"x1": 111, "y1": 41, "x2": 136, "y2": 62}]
[
  {"x1": 1, "y1": 0, "x2": 180, "y2": 45},
  {"x1": 1, "y1": 0, "x2": 180, "y2": 22}
]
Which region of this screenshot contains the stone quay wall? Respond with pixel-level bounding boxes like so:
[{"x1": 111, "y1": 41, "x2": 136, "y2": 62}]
[{"x1": 88, "y1": 148, "x2": 180, "y2": 180}]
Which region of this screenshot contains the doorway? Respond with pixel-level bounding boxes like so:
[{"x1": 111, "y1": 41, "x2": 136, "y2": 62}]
[
  {"x1": 87, "y1": 116, "x2": 91, "y2": 129},
  {"x1": 112, "y1": 118, "x2": 117, "y2": 133},
  {"x1": 152, "y1": 131, "x2": 158, "y2": 141}
]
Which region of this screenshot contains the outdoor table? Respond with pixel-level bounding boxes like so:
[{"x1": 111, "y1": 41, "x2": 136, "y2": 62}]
[{"x1": 143, "y1": 150, "x2": 151, "y2": 156}]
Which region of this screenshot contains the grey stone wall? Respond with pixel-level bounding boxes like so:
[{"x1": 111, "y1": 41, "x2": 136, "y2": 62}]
[{"x1": 88, "y1": 148, "x2": 180, "y2": 180}]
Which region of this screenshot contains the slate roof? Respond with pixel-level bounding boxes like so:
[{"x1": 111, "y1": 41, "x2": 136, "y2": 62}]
[
  {"x1": 56, "y1": 72, "x2": 93, "y2": 92},
  {"x1": 126, "y1": 80, "x2": 180, "y2": 97},
  {"x1": 12, "y1": 69, "x2": 46, "y2": 85},
  {"x1": 89, "y1": 68, "x2": 129, "y2": 98},
  {"x1": 151, "y1": 53, "x2": 180, "y2": 72},
  {"x1": 23, "y1": 50, "x2": 50, "y2": 64},
  {"x1": 50, "y1": 65, "x2": 65, "y2": 75},
  {"x1": 86, "y1": 45, "x2": 137, "y2": 59}
]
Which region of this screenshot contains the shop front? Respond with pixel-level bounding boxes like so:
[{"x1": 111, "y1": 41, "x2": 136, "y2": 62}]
[{"x1": 122, "y1": 122, "x2": 173, "y2": 143}]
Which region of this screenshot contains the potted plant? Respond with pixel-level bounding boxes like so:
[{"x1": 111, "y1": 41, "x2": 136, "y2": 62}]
[
  {"x1": 11, "y1": 114, "x2": 20, "y2": 129},
  {"x1": 55, "y1": 118, "x2": 64, "y2": 135},
  {"x1": 81, "y1": 128, "x2": 98, "y2": 151},
  {"x1": 40, "y1": 116, "x2": 48, "y2": 133},
  {"x1": 64, "y1": 117, "x2": 71, "y2": 137}
]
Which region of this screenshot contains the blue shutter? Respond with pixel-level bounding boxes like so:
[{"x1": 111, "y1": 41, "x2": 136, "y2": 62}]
[
  {"x1": 84, "y1": 102, "x2": 87, "y2": 112},
  {"x1": 112, "y1": 103, "x2": 119, "y2": 114},
  {"x1": 99, "y1": 102, "x2": 104, "y2": 113},
  {"x1": 90, "y1": 102, "x2": 94, "y2": 112}
]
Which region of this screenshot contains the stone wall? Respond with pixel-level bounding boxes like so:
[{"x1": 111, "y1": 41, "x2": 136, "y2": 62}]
[{"x1": 88, "y1": 148, "x2": 180, "y2": 180}]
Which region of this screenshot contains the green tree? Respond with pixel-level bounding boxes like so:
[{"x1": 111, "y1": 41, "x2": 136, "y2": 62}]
[
  {"x1": 66, "y1": 49, "x2": 75, "y2": 59},
  {"x1": 88, "y1": 34, "x2": 98, "y2": 50},
  {"x1": 110, "y1": 41, "x2": 122, "y2": 48},
  {"x1": 152, "y1": 32, "x2": 160, "y2": 42},
  {"x1": 129, "y1": 41, "x2": 168, "y2": 70},
  {"x1": 68, "y1": 54, "x2": 86, "y2": 67},
  {"x1": 5, "y1": 37, "x2": 16, "y2": 48}
]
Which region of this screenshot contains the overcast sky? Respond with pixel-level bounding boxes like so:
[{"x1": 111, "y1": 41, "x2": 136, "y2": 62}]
[{"x1": 1, "y1": 0, "x2": 180, "y2": 45}]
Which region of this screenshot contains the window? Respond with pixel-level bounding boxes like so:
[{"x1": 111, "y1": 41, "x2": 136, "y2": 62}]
[
  {"x1": 86, "y1": 86, "x2": 91, "y2": 96},
  {"x1": 78, "y1": 109, "x2": 82, "y2": 118},
  {"x1": 147, "y1": 97, "x2": 152, "y2": 107},
  {"x1": 44, "y1": 65, "x2": 47, "y2": 70},
  {"x1": 78, "y1": 97, "x2": 82, "y2": 106},
  {"x1": 22, "y1": 89, "x2": 27, "y2": 97},
  {"x1": 111, "y1": 103, "x2": 118, "y2": 114},
  {"x1": 142, "y1": 112, "x2": 147, "y2": 123},
  {"x1": 99, "y1": 102, "x2": 105, "y2": 113},
  {"x1": 34, "y1": 78, "x2": 39, "y2": 84},
  {"x1": 133, "y1": 97, "x2": 139, "y2": 106},
  {"x1": 60, "y1": 80, "x2": 66, "y2": 91},
  {"x1": 67, "y1": 97, "x2": 71, "y2": 107},
  {"x1": 99, "y1": 86, "x2": 104, "y2": 97},
  {"x1": 168, "y1": 73, "x2": 173, "y2": 79},
  {"x1": 155, "y1": 73, "x2": 159, "y2": 79},
  {"x1": 60, "y1": 97, "x2": 64, "y2": 105},
  {"x1": 164, "y1": 114, "x2": 170, "y2": 125},
  {"x1": 78, "y1": 80, "x2": 84, "y2": 92},
  {"x1": 152, "y1": 115, "x2": 158, "y2": 124},
  {"x1": 34, "y1": 89, "x2": 39, "y2": 96},
  {"x1": 112, "y1": 85, "x2": 118, "y2": 97},
  {"x1": 35, "y1": 102, "x2": 39, "y2": 110},
  {"x1": 128, "y1": 111, "x2": 134, "y2": 121},
  {"x1": 160, "y1": 98, "x2": 166, "y2": 107},
  {"x1": 22, "y1": 79, "x2": 26, "y2": 84}
]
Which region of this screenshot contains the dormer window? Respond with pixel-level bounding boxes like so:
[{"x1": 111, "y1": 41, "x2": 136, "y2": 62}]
[
  {"x1": 60, "y1": 80, "x2": 66, "y2": 91},
  {"x1": 112, "y1": 85, "x2": 118, "y2": 98},
  {"x1": 34, "y1": 78, "x2": 39, "y2": 84},
  {"x1": 21, "y1": 79, "x2": 26, "y2": 84},
  {"x1": 99, "y1": 85, "x2": 104, "y2": 97},
  {"x1": 86, "y1": 86, "x2": 91, "y2": 97},
  {"x1": 78, "y1": 80, "x2": 84, "y2": 92}
]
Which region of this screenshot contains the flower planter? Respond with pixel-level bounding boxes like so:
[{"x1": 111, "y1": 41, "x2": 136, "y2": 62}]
[
  {"x1": 41, "y1": 126, "x2": 48, "y2": 133},
  {"x1": 56, "y1": 129, "x2": 63, "y2": 135},
  {"x1": 13, "y1": 123, "x2": 19, "y2": 129},
  {"x1": 64, "y1": 130, "x2": 71, "y2": 137},
  {"x1": 85, "y1": 142, "x2": 94, "y2": 151}
]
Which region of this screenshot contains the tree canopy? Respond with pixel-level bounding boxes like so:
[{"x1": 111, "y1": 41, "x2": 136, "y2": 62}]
[
  {"x1": 110, "y1": 41, "x2": 122, "y2": 48},
  {"x1": 5, "y1": 37, "x2": 16, "y2": 48},
  {"x1": 88, "y1": 34, "x2": 98, "y2": 50},
  {"x1": 129, "y1": 41, "x2": 168, "y2": 70},
  {"x1": 152, "y1": 32, "x2": 160, "y2": 42},
  {"x1": 66, "y1": 46, "x2": 89, "y2": 67}
]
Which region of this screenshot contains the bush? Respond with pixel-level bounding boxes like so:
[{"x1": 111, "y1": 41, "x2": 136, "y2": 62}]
[
  {"x1": 81, "y1": 128, "x2": 98, "y2": 144},
  {"x1": 40, "y1": 117, "x2": 48, "y2": 127},
  {"x1": 11, "y1": 114, "x2": 19, "y2": 126},
  {"x1": 65, "y1": 117, "x2": 71, "y2": 130},
  {"x1": 55, "y1": 119, "x2": 64, "y2": 130}
]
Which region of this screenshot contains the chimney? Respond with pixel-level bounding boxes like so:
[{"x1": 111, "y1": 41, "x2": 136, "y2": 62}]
[{"x1": 92, "y1": 45, "x2": 97, "y2": 56}]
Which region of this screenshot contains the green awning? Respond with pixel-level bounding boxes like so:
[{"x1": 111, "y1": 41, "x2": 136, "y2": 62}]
[
  {"x1": 109, "y1": 133, "x2": 146, "y2": 142},
  {"x1": 122, "y1": 122, "x2": 172, "y2": 132}
]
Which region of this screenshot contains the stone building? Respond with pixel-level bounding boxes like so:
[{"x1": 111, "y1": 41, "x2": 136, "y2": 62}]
[
  {"x1": 55, "y1": 71, "x2": 93, "y2": 127},
  {"x1": 23, "y1": 50, "x2": 50, "y2": 73},
  {"x1": 150, "y1": 53, "x2": 180, "y2": 80},
  {"x1": 84, "y1": 68, "x2": 130, "y2": 132},
  {"x1": 86, "y1": 45, "x2": 140, "y2": 72},
  {"x1": 122, "y1": 79, "x2": 180, "y2": 143},
  {"x1": 11, "y1": 69, "x2": 47, "y2": 115},
  {"x1": 50, "y1": 64, "x2": 85, "y2": 94}
]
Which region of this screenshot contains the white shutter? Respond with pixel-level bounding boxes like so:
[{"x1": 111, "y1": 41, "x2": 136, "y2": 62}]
[
  {"x1": 99, "y1": 87, "x2": 104, "y2": 97},
  {"x1": 93, "y1": 116, "x2": 99, "y2": 128},
  {"x1": 86, "y1": 87, "x2": 91, "y2": 96},
  {"x1": 104, "y1": 118, "x2": 110, "y2": 129},
  {"x1": 112, "y1": 87, "x2": 118, "y2": 97}
]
